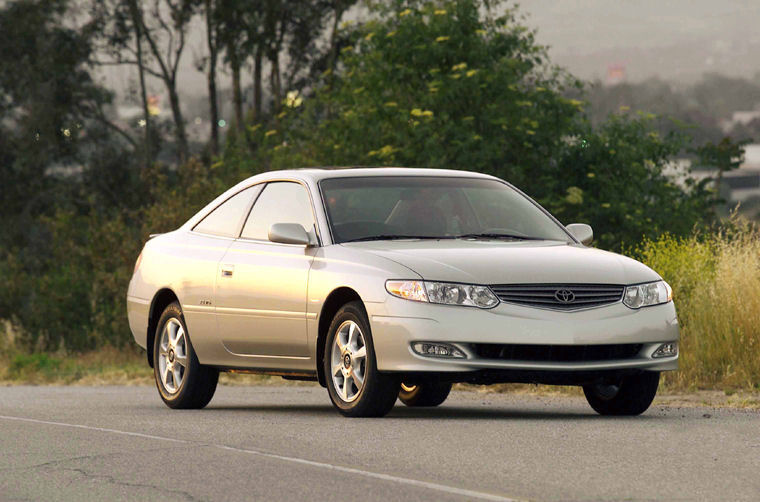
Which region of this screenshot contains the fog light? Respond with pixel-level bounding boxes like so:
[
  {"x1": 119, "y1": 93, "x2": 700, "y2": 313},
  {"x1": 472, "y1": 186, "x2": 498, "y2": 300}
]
[
  {"x1": 411, "y1": 342, "x2": 466, "y2": 359},
  {"x1": 652, "y1": 342, "x2": 678, "y2": 358}
]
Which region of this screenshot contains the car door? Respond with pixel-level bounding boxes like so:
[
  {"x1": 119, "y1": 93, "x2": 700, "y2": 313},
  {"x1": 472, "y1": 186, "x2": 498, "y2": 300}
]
[
  {"x1": 179, "y1": 185, "x2": 261, "y2": 362},
  {"x1": 214, "y1": 181, "x2": 318, "y2": 362}
]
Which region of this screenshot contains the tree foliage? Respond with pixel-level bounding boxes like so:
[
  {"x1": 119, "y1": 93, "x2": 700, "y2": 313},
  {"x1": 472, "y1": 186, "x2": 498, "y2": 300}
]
[{"x1": 251, "y1": 0, "x2": 716, "y2": 249}]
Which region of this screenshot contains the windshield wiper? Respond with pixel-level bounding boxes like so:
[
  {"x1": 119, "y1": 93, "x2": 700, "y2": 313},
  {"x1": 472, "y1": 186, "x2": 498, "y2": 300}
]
[
  {"x1": 455, "y1": 232, "x2": 544, "y2": 241},
  {"x1": 344, "y1": 234, "x2": 451, "y2": 243}
]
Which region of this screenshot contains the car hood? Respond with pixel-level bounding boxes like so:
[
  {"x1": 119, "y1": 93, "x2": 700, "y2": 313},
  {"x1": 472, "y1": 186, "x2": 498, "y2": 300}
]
[{"x1": 343, "y1": 240, "x2": 659, "y2": 285}]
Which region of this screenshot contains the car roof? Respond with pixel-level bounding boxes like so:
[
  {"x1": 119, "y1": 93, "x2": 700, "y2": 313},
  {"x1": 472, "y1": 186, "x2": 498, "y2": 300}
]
[{"x1": 243, "y1": 167, "x2": 501, "y2": 185}]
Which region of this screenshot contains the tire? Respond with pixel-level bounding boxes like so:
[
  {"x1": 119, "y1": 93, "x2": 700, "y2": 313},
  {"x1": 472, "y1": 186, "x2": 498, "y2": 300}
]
[
  {"x1": 323, "y1": 301, "x2": 399, "y2": 417},
  {"x1": 153, "y1": 302, "x2": 219, "y2": 409},
  {"x1": 398, "y1": 381, "x2": 452, "y2": 407},
  {"x1": 583, "y1": 371, "x2": 660, "y2": 416}
]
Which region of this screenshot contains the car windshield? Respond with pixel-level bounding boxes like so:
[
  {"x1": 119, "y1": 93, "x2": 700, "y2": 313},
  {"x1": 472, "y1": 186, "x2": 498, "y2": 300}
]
[{"x1": 320, "y1": 176, "x2": 572, "y2": 244}]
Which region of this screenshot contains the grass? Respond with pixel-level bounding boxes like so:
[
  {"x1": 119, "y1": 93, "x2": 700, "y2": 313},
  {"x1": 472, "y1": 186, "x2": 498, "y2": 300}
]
[
  {"x1": 633, "y1": 218, "x2": 760, "y2": 392},
  {"x1": 0, "y1": 347, "x2": 153, "y2": 386}
]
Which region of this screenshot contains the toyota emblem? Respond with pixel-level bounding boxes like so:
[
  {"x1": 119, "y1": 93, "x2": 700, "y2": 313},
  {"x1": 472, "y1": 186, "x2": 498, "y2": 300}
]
[{"x1": 554, "y1": 289, "x2": 575, "y2": 303}]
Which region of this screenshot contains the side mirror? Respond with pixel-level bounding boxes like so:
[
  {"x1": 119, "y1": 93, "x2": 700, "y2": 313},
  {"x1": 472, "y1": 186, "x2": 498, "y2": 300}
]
[
  {"x1": 268, "y1": 223, "x2": 313, "y2": 246},
  {"x1": 566, "y1": 223, "x2": 593, "y2": 245}
]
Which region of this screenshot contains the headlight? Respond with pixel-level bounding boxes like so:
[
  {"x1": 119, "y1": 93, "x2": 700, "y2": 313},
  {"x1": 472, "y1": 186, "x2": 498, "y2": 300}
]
[
  {"x1": 385, "y1": 280, "x2": 499, "y2": 309},
  {"x1": 623, "y1": 280, "x2": 673, "y2": 309}
]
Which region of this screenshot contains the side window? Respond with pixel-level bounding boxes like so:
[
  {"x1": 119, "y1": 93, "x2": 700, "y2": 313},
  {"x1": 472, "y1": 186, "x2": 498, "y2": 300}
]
[
  {"x1": 193, "y1": 186, "x2": 259, "y2": 237},
  {"x1": 241, "y1": 182, "x2": 315, "y2": 241}
]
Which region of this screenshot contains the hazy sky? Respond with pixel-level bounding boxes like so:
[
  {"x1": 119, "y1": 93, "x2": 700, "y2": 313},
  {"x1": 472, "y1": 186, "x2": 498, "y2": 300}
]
[
  {"x1": 97, "y1": 0, "x2": 760, "y2": 106},
  {"x1": 521, "y1": 0, "x2": 760, "y2": 82}
]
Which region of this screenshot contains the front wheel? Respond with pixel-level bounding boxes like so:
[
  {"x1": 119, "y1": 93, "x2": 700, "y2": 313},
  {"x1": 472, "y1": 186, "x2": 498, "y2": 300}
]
[
  {"x1": 153, "y1": 302, "x2": 219, "y2": 409},
  {"x1": 398, "y1": 381, "x2": 452, "y2": 407},
  {"x1": 324, "y1": 301, "x2": 399, "y2": 417},
  {"x1": 583, "y1": 371, "x2": 660, "y2": 416}
]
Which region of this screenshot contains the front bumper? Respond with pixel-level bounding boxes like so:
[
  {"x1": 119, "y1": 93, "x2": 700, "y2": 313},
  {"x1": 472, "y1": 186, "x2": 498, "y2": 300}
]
[{"x1": 368, "y1": 297, "x2": 679, "y2": 374}]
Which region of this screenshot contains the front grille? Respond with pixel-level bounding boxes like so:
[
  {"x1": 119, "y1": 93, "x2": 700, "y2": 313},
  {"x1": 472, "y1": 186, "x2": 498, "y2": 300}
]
[
  {"x1": 489, "y1": 283, "x2": 624, "y2": 310},
  {"x1": 473, "y1": 343, "x2": 643, "y2": 363}
]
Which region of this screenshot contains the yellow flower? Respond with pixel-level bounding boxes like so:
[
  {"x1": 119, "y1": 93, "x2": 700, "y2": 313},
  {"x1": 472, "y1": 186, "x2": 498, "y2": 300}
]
[
  {"x1": 601, "y1": 202, "x2": 611, "y2": 208},
  {"x1": 472, "y1": 134, "x2": 482, "y2": 141},
  {"x1": 619, "y1": 105, "x2": 630, "y2": 112},
  {"x1": 410, "y1": 109, "x2": 434, "y2": 117},
  {"x1": 452, "y1": 62, "x2": 467, "y2": 71},
  {"x1": 384, "y1": 101, "x2": 398, "y2": 107},
  {"x1": 475, "y1": 29, "x2": 486, "y2": 35},
  {"x1": 451, "y1": 73, "x2": 461, "y2": 79},
  {"x1": 587, "y1": 172, "x2": 596, "y2": 178},
  {"x1": 340, "y1": 45, "x2": 354, "y2": 53},
  {"x1": 434, "y1": 9, "x2": 447, "y2": 15},
  {"x1": 466, "y1": 69, "x2": 478, "y2": 77},
  {"x1": 364, "y1": 32, "x2": 375, "y2": 41},
  {"x1": 435, "y1": 36, "x2": 450, "y2": 43},
  {"x1": 399, "y1": 8, "x2": 412, "y2": 17},
  {"x1": 526, "y1": 130, "x2": 536, "y2": 135},
  {"x1": 368, "y1": 145, "x2": 398, "y2": 158},
  {"x1": 265, "y1": 129, "x2": 277, "y2": 137},
  {"x1": 284, "y1": 90, "x2": 302, "y2": 108},
  {"x1": 386, "y1": 30, "x2": 397, "y2": 38}
]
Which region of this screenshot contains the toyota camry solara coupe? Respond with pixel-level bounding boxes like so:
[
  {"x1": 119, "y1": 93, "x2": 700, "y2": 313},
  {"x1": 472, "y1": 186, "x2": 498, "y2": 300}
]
[{"x1": 127, "y1": 167, "x2": 679, "y2": 417}]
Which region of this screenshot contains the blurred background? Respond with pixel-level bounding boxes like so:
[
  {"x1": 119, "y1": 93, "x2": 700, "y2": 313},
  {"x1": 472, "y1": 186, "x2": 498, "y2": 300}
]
[{"x1": 0, "y1": 0, "x2": 758, "y2": 394}]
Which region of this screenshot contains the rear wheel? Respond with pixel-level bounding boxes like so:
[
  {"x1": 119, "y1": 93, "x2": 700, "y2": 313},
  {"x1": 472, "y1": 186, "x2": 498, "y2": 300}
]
[
  {"x1": 583, "y1": 371, "x2": 659, "y2": 416},
  {"x1": 324, "y1": 301, "x2": 399, "y2": 417},
  {"x1": 398, "y1": 381, "x2": 452, "y2": 407},
  {"x1": 153, "y1": 302, "x2": 219, "y2": 409}
]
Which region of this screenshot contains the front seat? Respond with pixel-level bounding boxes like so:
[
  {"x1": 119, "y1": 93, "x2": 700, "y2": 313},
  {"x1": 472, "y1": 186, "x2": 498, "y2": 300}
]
[{"x1": 385, "y1": 191, "x2": 447, "y2": 236}]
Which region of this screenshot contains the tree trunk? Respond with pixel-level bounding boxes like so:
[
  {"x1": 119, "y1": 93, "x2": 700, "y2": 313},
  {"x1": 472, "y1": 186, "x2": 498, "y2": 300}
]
[
  {"x1": 326, "y1": 5, "x2": 344, "y2": 85},
  {"x1": 128, "y1": 0, "x2": 151, "y2": 167},
  {"x1": 229, "y1": 42, "x2": 243, "y2": 133},
  {"x1": 167, "y1": 82, "x2": 189, "y2": 161},
  {"x1": 253, "y1": 44, "x2": 263, "y2": 122},
  {"x1": 205, "y1": 0, "x2": 219, "y2": 154},
  {"x1": 269, "y1": 52, "x2": 281, "y2": 113}
]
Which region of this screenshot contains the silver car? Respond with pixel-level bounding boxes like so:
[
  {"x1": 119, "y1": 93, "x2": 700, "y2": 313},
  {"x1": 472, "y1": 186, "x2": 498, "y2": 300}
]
[{"x1": 127, "y1": 168, "x2": 678, "y2": 417}]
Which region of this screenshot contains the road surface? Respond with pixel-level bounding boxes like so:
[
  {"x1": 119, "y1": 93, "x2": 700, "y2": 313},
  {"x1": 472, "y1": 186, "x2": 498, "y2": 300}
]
[{"x1": 1, "y1": 385, "x2": 758, "y2": 501}]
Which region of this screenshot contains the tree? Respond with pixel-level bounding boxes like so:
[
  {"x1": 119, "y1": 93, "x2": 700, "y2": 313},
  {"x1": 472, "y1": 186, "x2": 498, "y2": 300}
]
[
  {"x1": 0, "y1": 0, "x2": 126, "y2": 224},
  {"x1": 693, "y1": 136, "x2": 750, "y2": 212},
  {"x1": 203, "y1": 0, "x2": 221, "y2": 153},
  {"x1": 250, "y1": 0, "x2": 718, "y2": 250},
  {"x1": 91, "y1": 0, "x2": 196, "y2": 161}
]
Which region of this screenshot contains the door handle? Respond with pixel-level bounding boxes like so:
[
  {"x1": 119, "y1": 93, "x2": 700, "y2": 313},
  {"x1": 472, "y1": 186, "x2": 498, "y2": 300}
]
[{"x1": 221, "y1": 264, "x2": 234, "y2": 278}]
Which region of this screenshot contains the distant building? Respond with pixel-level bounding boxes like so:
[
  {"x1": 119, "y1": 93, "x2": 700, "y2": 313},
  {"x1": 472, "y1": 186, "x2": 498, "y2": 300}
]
[
  {"x1": 719, "y1": 110, "x2": 760, "y2": 133},
  {"x1": 669, "y1": 144, "x2": 760, "y2": 204},
  {"x1": 606, "y1": 64, "x2": 626, "y2": 86}
]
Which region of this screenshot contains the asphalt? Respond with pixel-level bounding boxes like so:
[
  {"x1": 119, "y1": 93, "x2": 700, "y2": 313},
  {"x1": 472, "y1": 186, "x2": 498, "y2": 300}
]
[{"x1": 0, "y1": 385, "x2": 759, "y2": 501}]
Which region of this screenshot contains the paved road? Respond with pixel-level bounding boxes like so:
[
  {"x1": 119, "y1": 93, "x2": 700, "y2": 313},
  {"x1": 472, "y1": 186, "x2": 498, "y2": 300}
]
[{"x1": 0, "y1": 385, "x2": 758, "y2": 501}]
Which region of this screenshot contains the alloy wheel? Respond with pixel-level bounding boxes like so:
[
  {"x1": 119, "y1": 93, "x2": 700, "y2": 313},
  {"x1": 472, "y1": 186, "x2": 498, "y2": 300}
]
[
  {"x1": 157, "y1": 318, "x2": 188, "y2": 394},
  {"x1": 330, "y1": 320, "x2": 367, "y2": 402}
]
